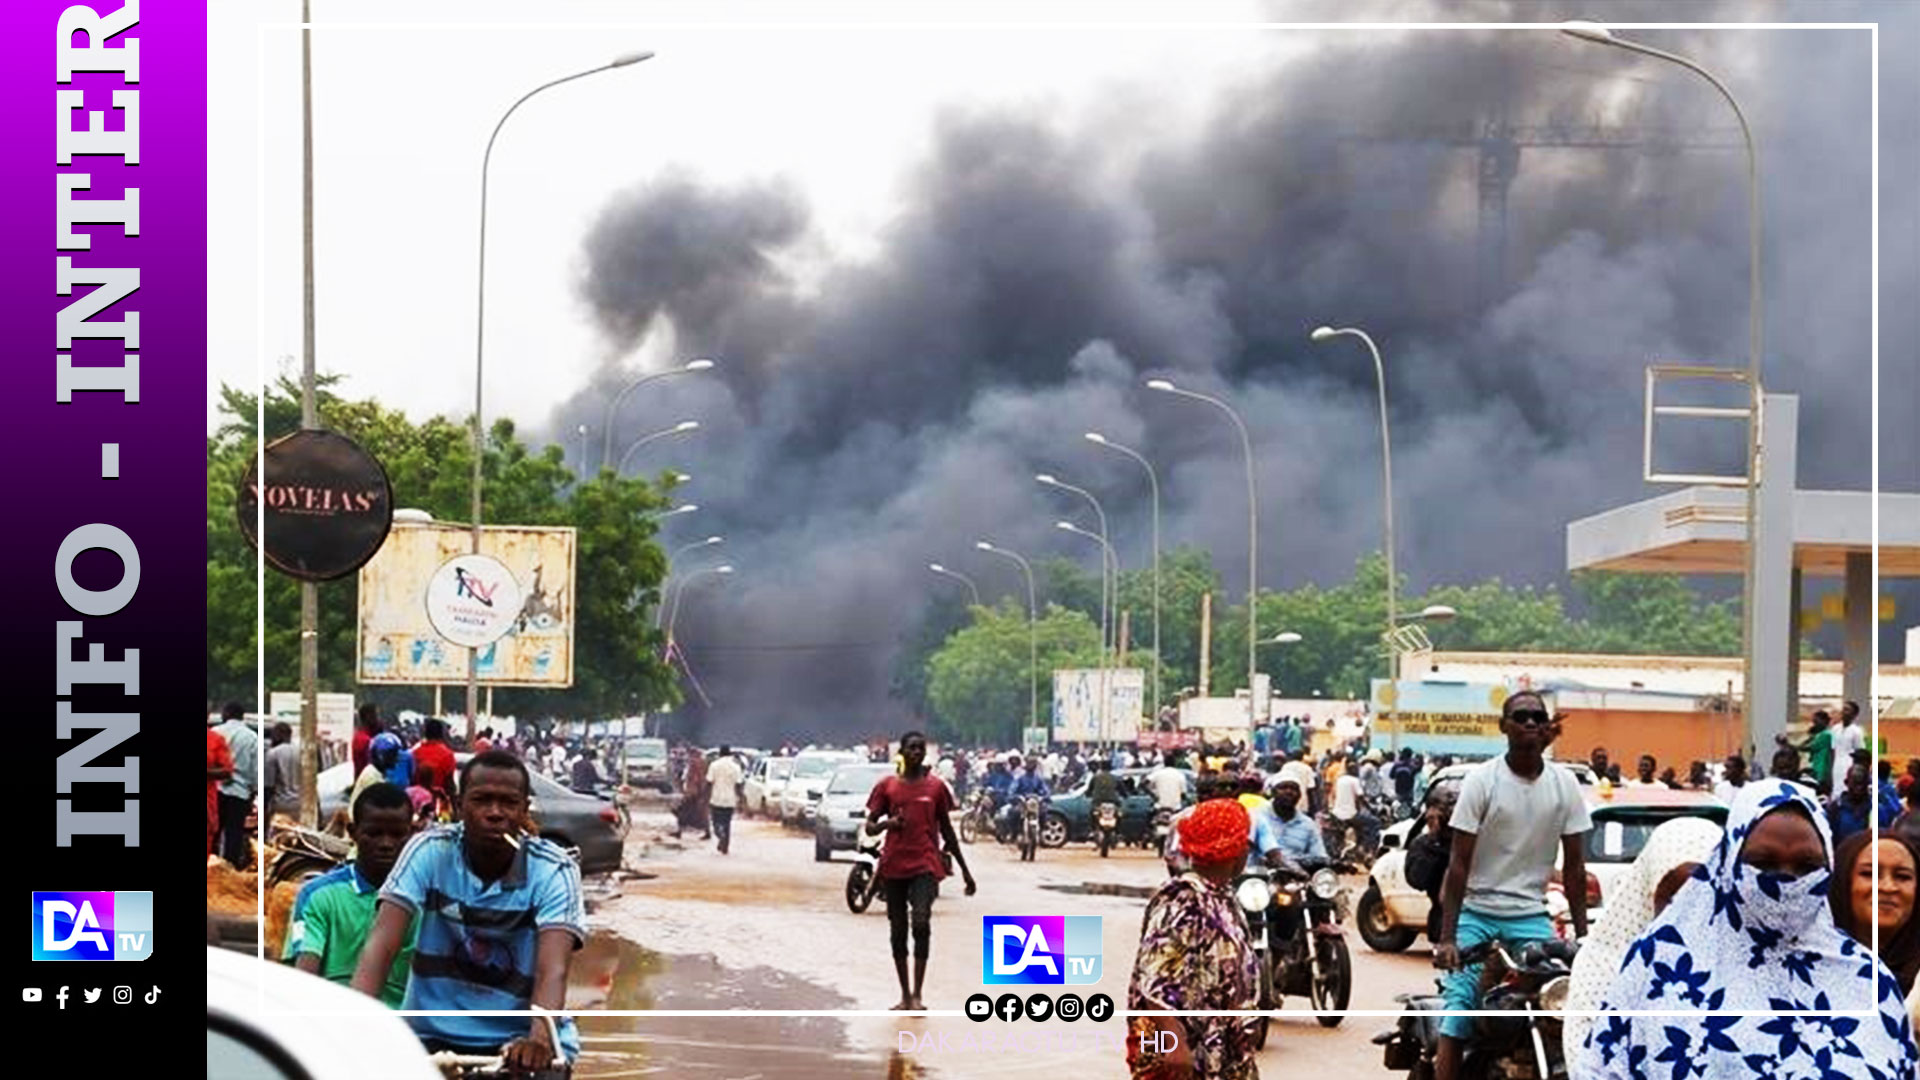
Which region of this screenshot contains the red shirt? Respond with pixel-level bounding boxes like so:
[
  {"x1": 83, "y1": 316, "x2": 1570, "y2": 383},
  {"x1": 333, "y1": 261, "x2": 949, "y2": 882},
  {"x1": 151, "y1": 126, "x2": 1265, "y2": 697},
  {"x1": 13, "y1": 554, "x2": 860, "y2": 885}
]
[
  {"x1": 207, "y1": 728, "x2": 234, "y2": 835},
  {"x1": 413, "y1": 739, "x2": 457, "y2": 796},
  {"x1": 351, "y1": 729, "x2": 374, "y2": 776},
  {"x1": 866, "y1": 773, "x2": 954, "y2": 881}
]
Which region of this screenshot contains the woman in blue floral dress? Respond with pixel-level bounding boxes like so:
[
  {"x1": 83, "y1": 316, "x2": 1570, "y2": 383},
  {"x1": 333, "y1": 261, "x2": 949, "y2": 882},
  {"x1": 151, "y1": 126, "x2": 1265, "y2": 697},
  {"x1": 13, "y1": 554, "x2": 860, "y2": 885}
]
[{"x1": 1577, "y1": 778, "x2": 1918, "y2": 1080}]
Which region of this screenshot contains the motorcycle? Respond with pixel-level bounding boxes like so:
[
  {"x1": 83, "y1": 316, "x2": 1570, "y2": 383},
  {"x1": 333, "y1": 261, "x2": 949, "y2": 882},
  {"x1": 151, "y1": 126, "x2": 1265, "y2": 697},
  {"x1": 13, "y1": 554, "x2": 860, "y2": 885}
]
[
  {"x1": 264, "y1": 820, "x2": 351, "y2": 889},
  {"x1": 845, "y1": 818, "x2": 884, "y2": 914},
  {"x1": 1151, "y1": 806, "x2": 1175, "y2": 852},
  {"x1": 426, "y1": 1014, "x2": 573, "y2": 1079},
  {"x1": 1233, "y1": 857, "x2": 1356, "y2": 1049},
  {"x1": 1093, "y1": 800, "x2": 1121, "y2": 858},
  {"x1": 1018, "y1": 795, "x2": 1042, "y2": 862},
  {"x1": 958, "y1": 789, "x2": 996, "y2": 845},
  {"x1": 1322, "y1": 813, "x2": 1380, "y2": 869},
  {"x1": 1374, "y1": 937, "x2": 1580, "y2": 1080}
]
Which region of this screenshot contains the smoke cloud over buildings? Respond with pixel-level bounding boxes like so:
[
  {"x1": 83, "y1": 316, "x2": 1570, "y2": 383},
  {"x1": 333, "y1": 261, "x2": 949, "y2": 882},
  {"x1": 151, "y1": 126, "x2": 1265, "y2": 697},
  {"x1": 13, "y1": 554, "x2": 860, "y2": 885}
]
[{"x1": 542, "y1": 13, "x2": 1913, "y2": 741}]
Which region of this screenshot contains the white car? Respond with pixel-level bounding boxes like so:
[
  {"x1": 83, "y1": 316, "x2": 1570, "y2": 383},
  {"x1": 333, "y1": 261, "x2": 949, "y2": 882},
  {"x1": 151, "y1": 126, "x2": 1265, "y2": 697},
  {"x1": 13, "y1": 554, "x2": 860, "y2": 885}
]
[
  {"x1": 208, "y1": 945, "x2": 441, "y2": 1080},
  {"x1": 744, "y1": 756, "x2": 795, "y2": 817},
  {"x1": 778, "y1": 751, "x2": 867, "y2": 826},
  {"x1": 1355, "y1": 763, "x2": 1722, "y2": 954}
]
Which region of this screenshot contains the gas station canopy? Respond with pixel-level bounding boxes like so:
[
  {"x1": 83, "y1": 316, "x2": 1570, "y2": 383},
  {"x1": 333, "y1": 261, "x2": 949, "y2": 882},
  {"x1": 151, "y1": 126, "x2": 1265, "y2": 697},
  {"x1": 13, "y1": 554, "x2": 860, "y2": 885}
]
[{"x1": 1567, "y1": 486, "x2": 1920, "y2": 578}]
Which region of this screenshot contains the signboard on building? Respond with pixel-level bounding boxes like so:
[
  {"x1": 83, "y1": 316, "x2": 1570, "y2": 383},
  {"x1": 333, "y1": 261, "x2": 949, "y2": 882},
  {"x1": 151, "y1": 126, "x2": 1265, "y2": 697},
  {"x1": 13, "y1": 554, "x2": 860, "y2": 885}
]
[
  {"x1": 356, "y1": 522, "x2": 577, "y2": 687},
  {"x1": 1052, "y1": 668, "x2": 1144, "y2": 743},
  {"x1": 1371, "y1": 680, "x2": 1552, "y2": 758},
  {"x1": 1023, "y1": 726, "x2": 1051, "y2": 755}
]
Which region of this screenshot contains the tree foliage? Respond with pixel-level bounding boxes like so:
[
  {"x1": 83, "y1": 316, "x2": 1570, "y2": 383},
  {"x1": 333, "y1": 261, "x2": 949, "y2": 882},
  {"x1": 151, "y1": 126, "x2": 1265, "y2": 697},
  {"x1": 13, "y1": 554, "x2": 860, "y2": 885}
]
[
  {"x1": 918, "y1": 547, "x2": 1761, "y2": 728},
  {"x1": 925, "y1": 601, "x2": 1102, "y2": 745},
  {"x1": 207, "y1": 377, "x2": 680, "y2": 718}
]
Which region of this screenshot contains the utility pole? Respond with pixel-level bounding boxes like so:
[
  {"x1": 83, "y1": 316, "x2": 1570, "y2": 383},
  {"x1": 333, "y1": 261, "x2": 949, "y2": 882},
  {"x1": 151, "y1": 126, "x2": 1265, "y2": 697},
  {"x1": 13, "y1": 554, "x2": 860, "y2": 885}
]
[{"x1": 296, "y1": 0, "x2": 321, "y2": 828}]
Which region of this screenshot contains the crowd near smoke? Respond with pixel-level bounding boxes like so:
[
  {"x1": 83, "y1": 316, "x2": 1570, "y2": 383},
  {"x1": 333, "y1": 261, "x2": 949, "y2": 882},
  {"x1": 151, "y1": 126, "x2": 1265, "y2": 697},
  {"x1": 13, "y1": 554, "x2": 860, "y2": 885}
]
[{"x1": 541, "y1": 8, "x2": 1914, "y2": 742}]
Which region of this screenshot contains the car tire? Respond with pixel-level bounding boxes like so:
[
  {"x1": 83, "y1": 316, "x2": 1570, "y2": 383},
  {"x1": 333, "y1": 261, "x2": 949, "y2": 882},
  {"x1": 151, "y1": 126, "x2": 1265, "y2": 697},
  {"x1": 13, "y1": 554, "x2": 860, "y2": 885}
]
[
  {"x1": 1039, "y1": 812, "x2": 1070, "y2": 849},
  {"x1": 1356, "y1": 884, "x2": 1418, "y2": 953}
]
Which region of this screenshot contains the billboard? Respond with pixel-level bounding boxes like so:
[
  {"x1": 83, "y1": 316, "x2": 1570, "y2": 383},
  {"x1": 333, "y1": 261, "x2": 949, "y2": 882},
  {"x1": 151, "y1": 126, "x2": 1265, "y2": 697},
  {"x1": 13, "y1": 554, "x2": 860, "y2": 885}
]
[
  {"x1": 356, "y1": 522, "x2": 577, "y2": 687},
  {"x1": 268, "y1": 691, "x2": 356, "y2": 743},
  {"x1": 1371, "y1": 680, "x2": 1554, "y2": 757},
  {"x1": 1051, "y1": 668, "x2": 1144, "y2": 743}
]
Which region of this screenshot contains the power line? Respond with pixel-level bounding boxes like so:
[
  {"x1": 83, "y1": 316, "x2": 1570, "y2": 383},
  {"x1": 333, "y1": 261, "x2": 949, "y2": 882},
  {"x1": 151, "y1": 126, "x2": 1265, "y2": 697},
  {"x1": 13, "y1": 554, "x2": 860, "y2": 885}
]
[{"x1": 675, "y1": 641, "x2": 896, "y2": 653}]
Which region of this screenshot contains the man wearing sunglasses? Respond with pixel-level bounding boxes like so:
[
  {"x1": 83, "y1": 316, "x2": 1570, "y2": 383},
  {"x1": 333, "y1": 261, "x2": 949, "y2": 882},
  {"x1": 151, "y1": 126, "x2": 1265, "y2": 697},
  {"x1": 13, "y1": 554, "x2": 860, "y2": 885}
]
[{"x1": 1430, "y1": 691, "x2": 1592, "y2": 1080}]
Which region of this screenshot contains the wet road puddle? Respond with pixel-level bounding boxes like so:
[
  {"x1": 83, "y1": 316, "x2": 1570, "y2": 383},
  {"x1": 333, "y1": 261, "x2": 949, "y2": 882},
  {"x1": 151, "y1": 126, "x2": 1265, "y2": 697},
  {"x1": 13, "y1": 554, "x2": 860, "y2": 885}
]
[
  {"x1": 1038, "y1": 882, "x2": 1157, "y2": 899},
  {"x1": 569, "y1": 932, "x2": 928, "y2": 1079}
]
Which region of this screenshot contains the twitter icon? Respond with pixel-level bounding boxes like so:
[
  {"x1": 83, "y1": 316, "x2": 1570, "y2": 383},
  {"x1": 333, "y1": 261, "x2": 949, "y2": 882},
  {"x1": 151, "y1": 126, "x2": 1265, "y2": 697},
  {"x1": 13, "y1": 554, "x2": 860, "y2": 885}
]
[{"x1": 82, "y1": 988, "x2": 101, "y2": 1004}]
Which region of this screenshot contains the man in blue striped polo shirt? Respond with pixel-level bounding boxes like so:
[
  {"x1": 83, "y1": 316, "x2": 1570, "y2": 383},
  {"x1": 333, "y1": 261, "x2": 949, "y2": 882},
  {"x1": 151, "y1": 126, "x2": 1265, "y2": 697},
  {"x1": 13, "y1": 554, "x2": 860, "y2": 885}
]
[{"x1": 353, "y1": 750, "x2": 586, "y2": 1073}]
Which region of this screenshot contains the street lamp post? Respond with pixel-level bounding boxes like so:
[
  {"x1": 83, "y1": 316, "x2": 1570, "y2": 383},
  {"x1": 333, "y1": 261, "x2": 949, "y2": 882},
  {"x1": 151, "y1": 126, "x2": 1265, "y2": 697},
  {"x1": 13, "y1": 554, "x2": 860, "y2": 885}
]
[
  {"x1": 1086, "y1": 432, "x2": 1161, "y2": 713},
  {"x1": 1037, "y1": 474, "x2": 1115, "y2": 662},
  {"x1": 467, "y1": 50, "x2": 653, "y2": 739},
  {"x1": 656, "y1": 537, "x2": 724, "y2": 630},
  {"x1": 599, "y1": 358, "x2": 716, "y2": 470},
  {"x1": 615, "y1": 420, "x2": 700, "y2": 474},
  {"x1": 1147, "y1": 379, "x2": 1260, "y2": 728},
  {"x1": 1562, "y1": 20, "x2": 1764, "y2": 758},
  {"x1": 928, "y1": 563, "x2": 981, "y2": 607},
  {"x1": 977, "y1": 540, "x2": 1039, "y2": 737},
  {"x1": 665, "y1": 564, "x2": 734, "y2": 644},
  {"x1": 1058, "y1": 520, "x2": 1119, "y2": 744}
]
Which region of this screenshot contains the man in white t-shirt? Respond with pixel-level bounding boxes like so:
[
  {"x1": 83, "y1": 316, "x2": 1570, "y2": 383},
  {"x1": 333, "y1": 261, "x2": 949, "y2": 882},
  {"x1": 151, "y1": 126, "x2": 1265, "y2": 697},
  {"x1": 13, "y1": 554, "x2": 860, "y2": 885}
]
[
  {"x1": 1831, "y1": 701, "x2": 1865, "y2": 799},
  {"x1": 1432, "y1": 692, "x2": 1592, "y2": 1080},
  {"x1": 705, "y1": 746, "x2": 745, "y2": 855},
  {"x1": 1146, "y1": 759, "x2": 1188, "y2": 811},
  {"x1": 1273, "y1": 750, "x2": 1320, "y2": 811}
]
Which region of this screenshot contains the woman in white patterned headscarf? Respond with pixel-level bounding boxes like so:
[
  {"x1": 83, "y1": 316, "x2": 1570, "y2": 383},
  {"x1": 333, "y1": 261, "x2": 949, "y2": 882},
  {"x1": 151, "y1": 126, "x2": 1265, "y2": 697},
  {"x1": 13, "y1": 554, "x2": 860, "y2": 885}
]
[
  {"x1": 1562, "y1": 817, "x2": 1724, "y2": 1060},
  {"x1": 1576, "y1": 778, "x2": 1919, "y2": 1080}
]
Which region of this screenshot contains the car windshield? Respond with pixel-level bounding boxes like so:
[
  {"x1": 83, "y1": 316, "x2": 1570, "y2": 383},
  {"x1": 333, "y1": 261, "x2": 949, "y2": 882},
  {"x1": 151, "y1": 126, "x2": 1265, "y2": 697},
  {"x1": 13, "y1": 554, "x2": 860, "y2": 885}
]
[
  {"x1": 627, "y1": 742, "x2": 667, "y2": 760},
  {"x1": 1585, "y1": 808, "x2": 1729, "y2": 863},
  {"x1": 828, "y1": 766, "x2": 892, "y2": 794},
  {"x1": 794, "y1": 756, "x2": 855, "y2": 778},
  {"x1": 770, "y1": 760, "x2": 794, "y2": 779}
]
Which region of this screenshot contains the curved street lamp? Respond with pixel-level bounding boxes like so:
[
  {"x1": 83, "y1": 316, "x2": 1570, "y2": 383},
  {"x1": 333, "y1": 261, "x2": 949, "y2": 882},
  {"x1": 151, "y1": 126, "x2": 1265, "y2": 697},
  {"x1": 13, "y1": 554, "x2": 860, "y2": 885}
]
[
  {"x1": 467, "y1": 50, "x2": 655, "y2": 736},
  {"x1": 665, "y1": 564, "x2": 733, "y2": 643},
  {"x1": 977, "y1": 539, "x2": 1038, "y2": 733},
  {"x1": 1146, "y1": 378, "x2": 1259, "y2": 728},
  {"x1": 1058, "y1": 520, "x2": 1119, "y2": 744},
  {"x1": 1561, "y1": 19, "x2": 1764, "y2": 754},
  {"x1": 655, "y1": 539, "x2": 724, "y2": 629},
  {"x1": 1037, "y1": 473, "x2": 1115, "y2": 662},
  {"x1": 928, "y1": 562, "x2": 981, "y2": 607},
  {"x1": 659, "y1": 502, "x2": 699, "y2": 520},
  {"x1": 599, "y1": 357, "x2": 717, "y2": 469},
  {"x1": 615, "y1": 420, "x2": 700, "y2": 474},
  {"x1": 1086, "y1": 431, "x2": 1162, "y2": 712}
]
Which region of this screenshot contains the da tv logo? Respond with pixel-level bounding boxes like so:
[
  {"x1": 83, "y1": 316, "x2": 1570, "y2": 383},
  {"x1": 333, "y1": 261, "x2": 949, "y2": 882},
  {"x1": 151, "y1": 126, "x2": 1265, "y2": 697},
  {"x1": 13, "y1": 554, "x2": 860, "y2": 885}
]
[
  {"x1": 31, "y1": 892, "x2": 153, "y2": 961},
  {"x1": 981, "y1": 916, "x2": 1101, "y2": 985}
]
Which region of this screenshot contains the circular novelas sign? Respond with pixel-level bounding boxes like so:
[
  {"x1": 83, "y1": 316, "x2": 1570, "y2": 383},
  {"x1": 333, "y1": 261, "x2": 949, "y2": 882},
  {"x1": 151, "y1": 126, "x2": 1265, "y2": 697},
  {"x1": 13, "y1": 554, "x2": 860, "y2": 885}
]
[
  {"x1": 424, "y1": 554, "x2": 524, "y2": 648},
  {"x1": 238, "y1": 429, "x2": 394, "y2": 581}
]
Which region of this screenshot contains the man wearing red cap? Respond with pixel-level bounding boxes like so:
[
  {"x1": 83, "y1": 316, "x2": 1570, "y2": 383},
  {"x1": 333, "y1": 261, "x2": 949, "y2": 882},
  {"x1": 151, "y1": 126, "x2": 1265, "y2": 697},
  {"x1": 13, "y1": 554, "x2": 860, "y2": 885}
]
[{"x1": 1128, "y1": 797, "x2": 1263, "y2": 1078}]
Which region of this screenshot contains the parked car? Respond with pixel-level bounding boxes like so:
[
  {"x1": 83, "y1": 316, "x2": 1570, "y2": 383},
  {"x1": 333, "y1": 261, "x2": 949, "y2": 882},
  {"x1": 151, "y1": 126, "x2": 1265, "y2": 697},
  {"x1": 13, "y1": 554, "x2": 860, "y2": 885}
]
[
  {"x1": 209, "y1": 945, "x2": 442, "y2": 1080},
  {"x1": 317, "y1": 755, "x2": 626, "y2": 875},
  {"x1": 745, "y1": 756, "x2": 795, "y2": 817},
  {"x1": 1356, "y1": 767, "x2": 1724, "y2": 953},
  {"x1": 1043, "y1": 768, "x2": 1194, "y2": 848},
  {"x1": 778, "y1": 751, "x2": 868, "y2": 826},
  {"x1": 622, "y1": 736, "x2": 673, "y2": 792},
  {"x1": 812, "y1": 763, "x2": 898, "y2": 861}
]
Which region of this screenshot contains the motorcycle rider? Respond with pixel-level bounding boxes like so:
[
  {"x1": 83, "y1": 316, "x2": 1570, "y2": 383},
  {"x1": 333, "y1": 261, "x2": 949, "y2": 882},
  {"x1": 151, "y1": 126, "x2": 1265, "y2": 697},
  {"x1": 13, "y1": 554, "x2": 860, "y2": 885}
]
[
  {"x1": 1432, "y1": 693, "x2": 1591, "y2": 1080},
  {"x1": 1087, "y1": 757, "x2": 1121, "y2": 809},
  {"x1": 1402, "y1": 784, "x2": 1460, "y2": 944},
  {"x1": 1266, "y1": 779, "x2": 1329, "y2": 867},
  {"x1": 996, "y1": 756, "x2": 1052, "y2": 840}
]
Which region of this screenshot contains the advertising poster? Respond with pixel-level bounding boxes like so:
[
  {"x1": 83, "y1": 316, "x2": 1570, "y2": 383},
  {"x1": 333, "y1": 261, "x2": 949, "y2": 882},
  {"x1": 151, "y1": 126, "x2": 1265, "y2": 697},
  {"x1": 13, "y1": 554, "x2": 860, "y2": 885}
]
[
  {"x1": 1050, "y1": 668, "x2": 1144, "y2": 743},
  {"x1": 357, "y1": 523, "x2": 576, "y2": 687},
  {"x1": 1371, "y1": 679, "x2": 1558, "y2": 758}
]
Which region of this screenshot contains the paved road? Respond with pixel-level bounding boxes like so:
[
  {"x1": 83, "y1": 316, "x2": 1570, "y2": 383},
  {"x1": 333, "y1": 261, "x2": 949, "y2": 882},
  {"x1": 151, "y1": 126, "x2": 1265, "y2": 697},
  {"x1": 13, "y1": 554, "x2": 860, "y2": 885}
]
[{"x1": 580, "y1": 801, "x2": 1440, "y2": 1079}]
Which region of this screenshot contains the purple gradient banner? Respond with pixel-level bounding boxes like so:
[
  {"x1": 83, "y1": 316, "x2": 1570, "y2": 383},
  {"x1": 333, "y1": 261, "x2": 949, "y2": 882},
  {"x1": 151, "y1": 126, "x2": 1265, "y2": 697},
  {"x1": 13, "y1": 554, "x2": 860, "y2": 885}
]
[{"x1": 2, "y1": 0, "x2": 204, "y2": 1041}]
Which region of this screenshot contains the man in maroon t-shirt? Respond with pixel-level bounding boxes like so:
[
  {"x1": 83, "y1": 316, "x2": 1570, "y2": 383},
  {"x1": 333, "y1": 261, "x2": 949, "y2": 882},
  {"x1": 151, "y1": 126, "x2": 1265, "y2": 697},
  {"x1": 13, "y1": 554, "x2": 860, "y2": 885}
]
[{"x1": 864, "y1": 730, "x2": 976, "y2": 1011}]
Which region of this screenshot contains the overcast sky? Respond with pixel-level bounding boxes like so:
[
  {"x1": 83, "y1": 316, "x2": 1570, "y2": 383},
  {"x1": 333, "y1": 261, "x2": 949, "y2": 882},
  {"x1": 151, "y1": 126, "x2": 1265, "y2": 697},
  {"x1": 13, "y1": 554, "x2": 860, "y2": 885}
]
[
  {"x1": 208, "y1": 3, "x2": 1914, "y2": 734},
  {"x1": 210, "y1": 0, "x2": 1300, "y2": 429}
]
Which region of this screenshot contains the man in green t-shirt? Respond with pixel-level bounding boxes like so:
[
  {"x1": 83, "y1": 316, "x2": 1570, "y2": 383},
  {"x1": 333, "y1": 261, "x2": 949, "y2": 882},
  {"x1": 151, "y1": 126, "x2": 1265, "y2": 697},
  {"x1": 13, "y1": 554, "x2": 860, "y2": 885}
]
[
  {"x1": 284, "y1": 782, "x2": 418, "y2": 1007},
  {"x1": 1801, "y1": 710, "x2": 1835, "y2": 792}
]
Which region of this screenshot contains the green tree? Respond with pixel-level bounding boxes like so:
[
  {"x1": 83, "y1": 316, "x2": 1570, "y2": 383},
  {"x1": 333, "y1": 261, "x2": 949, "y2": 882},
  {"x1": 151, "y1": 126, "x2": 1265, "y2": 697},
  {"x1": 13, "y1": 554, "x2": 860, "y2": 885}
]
[
  {"x1": 926, "y1": 602, "x2": 1100, "y2": 744},
  {"x1": 207, "y1": 377, "x2": 680, "y2": 718},
  {"x1": 1569, "y1": 570, "x2": 1744, "y2": 655}
]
